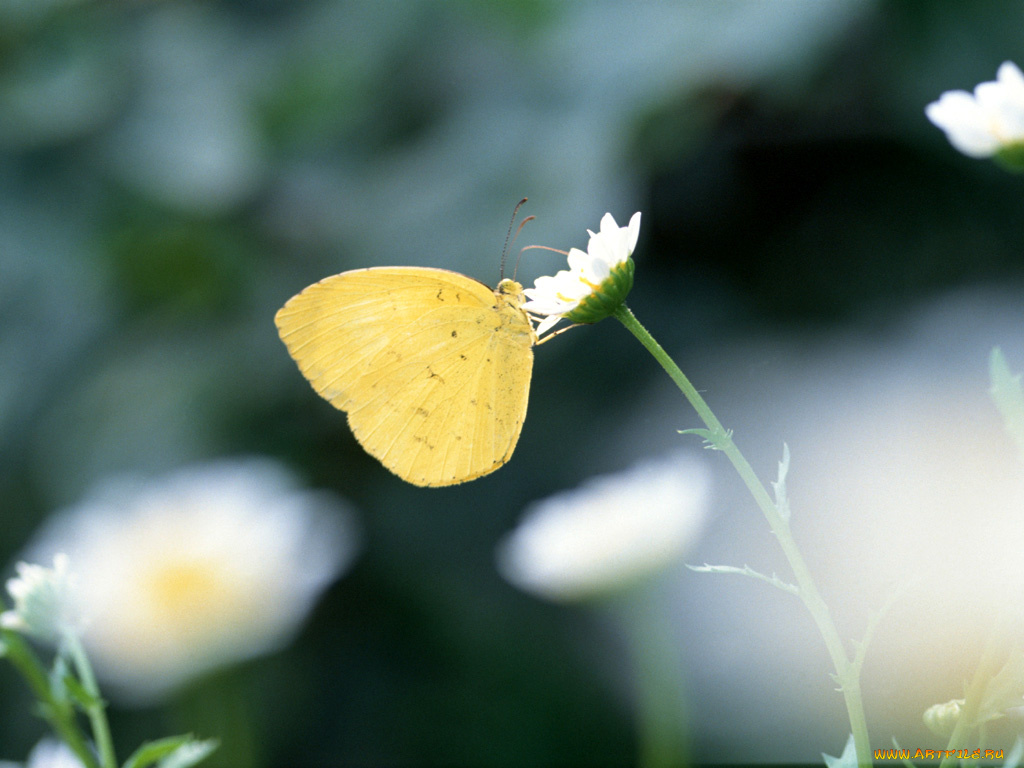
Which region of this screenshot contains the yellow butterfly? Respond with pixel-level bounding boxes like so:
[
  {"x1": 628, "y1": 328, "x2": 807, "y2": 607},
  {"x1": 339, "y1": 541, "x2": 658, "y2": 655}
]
[{"x1": 275, "y1": 266, "x2": 537, "y2": 487}]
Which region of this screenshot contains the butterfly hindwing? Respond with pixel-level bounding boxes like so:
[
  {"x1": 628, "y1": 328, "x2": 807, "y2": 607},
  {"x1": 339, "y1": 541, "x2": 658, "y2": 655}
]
[{"x1": 275, "y1": 267, "x2": 535, "y2": 486}]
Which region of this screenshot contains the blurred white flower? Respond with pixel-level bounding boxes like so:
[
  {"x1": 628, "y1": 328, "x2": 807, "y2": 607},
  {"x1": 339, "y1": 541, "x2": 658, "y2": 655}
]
[
  {"x1": 17, "y1": 457, "x2": 359, "y2": 703},
  {"x1": 925, "y1": 61, "x2": 1024, "y2": 158},
  {"x1": 0, "y1": 739, "x2": 83, "y2": 768},
  {"x1": 497, "y1": 452, "x2": 709, "y2": 602},
  {"x1": 523, "y1": 212, "x2": 640, "y2": 336},
  {"x1": 1, "y1": 554, "x2": 83, "y2": 644}
]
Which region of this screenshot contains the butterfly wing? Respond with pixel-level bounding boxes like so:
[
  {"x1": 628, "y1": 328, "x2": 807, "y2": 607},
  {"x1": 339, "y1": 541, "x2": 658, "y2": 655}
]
[{"x1": 275, "y1": 267, "x2": 535, "y2": 486}]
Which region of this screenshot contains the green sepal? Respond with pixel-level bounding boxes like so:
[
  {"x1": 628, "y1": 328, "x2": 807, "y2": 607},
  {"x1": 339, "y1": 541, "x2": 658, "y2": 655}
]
[
  {"x1": 563, "y1": 258, "x2": 634, "y2": 325},
  {"x1": 994, "y1": 143, "x2": 1024, "y2": 173}
]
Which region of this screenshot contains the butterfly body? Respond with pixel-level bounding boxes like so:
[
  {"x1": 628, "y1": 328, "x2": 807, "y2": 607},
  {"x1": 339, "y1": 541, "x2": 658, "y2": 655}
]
[{"x1": 275, "y1": 267, "x2": 536, "y2": 487}]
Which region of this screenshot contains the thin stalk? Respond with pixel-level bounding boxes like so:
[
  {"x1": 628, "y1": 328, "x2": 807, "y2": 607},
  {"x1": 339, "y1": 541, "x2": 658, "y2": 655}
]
[
  {"x1": 65, "y1": 635, "x2": 117, "y2": 768},
  {"x1": 613, "y1": 304, "x2": 872, "y2": 767},
  {"x1": 173, "y1": 668, "x2": 261, "y2": 768},
  {"x1": 612, "y1": 585, "x2": 691, "y2": 768},
  {"x1": 1, "y1": 628, "x2": 100, "y2": 768}
]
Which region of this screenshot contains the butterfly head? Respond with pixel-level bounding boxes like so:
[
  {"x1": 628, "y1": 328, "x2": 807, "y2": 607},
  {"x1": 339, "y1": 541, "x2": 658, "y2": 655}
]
[{"x1": 496, "y1": 278, "x2": 526, "y2": 303}]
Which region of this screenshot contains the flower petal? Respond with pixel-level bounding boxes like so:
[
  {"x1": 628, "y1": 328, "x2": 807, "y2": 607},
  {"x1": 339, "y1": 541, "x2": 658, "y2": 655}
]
[
  {"x1": 927, "y1": 63, "x2": 1024, "y2": 158},
  {"x1": 626, "y1": 212, "x2": 641, "y2": 254},
  {"x1": 522, "y1": 211, "x2": 641, "y2": 335},
  {"x1": 497, "y1": 452, "x2": 710, "y2": 602},
  {"x1": 11, "y1": 458, "x2": 360, "y2": 704},
  {"x1": 533, "y1": 314, "x2": 563, "y2": 336},
  {"x1": 926, "y1": 91, "x2": 1001, "y2": 157}
]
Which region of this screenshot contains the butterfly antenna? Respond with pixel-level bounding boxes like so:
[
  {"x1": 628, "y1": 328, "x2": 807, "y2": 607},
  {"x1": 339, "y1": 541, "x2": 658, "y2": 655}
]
[
  {"x1": 500, "y1": 198, "x2": 529, "y2": 281},
  {"x1": 509, "y1": 216, "x2": 536, "y2": 281}
]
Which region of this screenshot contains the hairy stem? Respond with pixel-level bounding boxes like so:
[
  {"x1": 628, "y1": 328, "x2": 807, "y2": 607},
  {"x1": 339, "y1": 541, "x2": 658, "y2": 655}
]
[{"x1": 613, "y1": 303, "x2": 871, "y2": 766}]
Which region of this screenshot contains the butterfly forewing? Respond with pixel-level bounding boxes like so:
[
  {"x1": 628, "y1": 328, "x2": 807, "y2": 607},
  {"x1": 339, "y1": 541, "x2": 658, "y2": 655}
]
[{"x1": 275, "y1": 267, "x2": 535, "y2": 486}]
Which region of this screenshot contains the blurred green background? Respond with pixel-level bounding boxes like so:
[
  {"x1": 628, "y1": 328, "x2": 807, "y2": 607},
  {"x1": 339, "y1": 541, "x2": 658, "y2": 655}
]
[{"x1": 5, "y1": 0, "x2": 1024, "y2": 765}]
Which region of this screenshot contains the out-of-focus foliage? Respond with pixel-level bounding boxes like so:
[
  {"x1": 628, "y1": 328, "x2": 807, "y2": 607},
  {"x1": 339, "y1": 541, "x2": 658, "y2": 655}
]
[{"x1": 4, "y1": 0, "x2": 1024, "y2": 765}]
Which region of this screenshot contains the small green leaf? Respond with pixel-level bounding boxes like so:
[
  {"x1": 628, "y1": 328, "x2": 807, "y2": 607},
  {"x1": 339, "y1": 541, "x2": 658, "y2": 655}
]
[
  {"x1": 686, "y1": 562, "x2": 799, "y2": 595},
  {"x1": 989, "y1": 347, "x2": 1024, "y2": 463},
  {"x1": 122, "y1": 736, "x2": 219, "y2": 768},
  {"x1": 35, "y1": 700, "x2": 58, "y2": 722},
  {"x1": 822, "y1": 733, "x2": 857, "y2": 768},
  {"x1": 772, "y1": 443, "x2": 791, "y2": 522},
  {"x1": 122, "y1": 735, "x2": 193, "y2": 768},
  {"x1": 63, "y1": 671, "x2": 102, "y2": 711},
  {"x1": 678, "y1": 426, "x2": 732, "y2": 451},
  {"x1": 49, "y1": 655, "x2": 71, "y2": 704},
  {"x1": 157, "y1": 739, "x2": 219, "y2": 768},
  {"x1": 888, "y1": 736, "x2": 919, "y2": 768}
]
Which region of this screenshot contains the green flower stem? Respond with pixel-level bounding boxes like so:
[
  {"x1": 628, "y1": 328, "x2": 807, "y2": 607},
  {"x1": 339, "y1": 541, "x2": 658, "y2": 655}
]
[
  {"x1": 611, "y1": 586, "x2": 691, "y2": 768},
  {"x1": 174, "y1": 668, "x2": 261, "y2": 768},
  {"x1": 66, "y1": 634, "x2": 117, "y2": 768},
  {"x1": 613, "y1": 304, "x2": 872, "y2": 767},
  {"x1": 1, "y1": 627, "x2": 101, "y2": 768}
]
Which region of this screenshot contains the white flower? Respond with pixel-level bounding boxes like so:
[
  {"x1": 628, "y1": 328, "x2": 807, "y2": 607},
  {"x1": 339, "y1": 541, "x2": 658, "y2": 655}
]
[
  {"x1": 523, "y1": 211, "x2": 641, "y2": 336},
  {"x1": 497, "y1": 452, "x2": 709, "y2": 602},
  {"x1": 16, "y1": 457, "x2": 360, "y2": 703},
  {"x1": 1, "y1": 554, "x2": 83, "y2": 643},
  {"x1": 0, "y1": 740, "x2": 84, "y2": 768},
  {"x1": 925, "y1": 61, "x2": 1024, "y2": 158}
]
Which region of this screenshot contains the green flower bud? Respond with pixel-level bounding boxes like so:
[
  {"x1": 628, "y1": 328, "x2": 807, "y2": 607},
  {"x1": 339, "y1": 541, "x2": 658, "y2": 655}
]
[{"x1": 923, "y1": 698, "x2": 964, "y2": 738}]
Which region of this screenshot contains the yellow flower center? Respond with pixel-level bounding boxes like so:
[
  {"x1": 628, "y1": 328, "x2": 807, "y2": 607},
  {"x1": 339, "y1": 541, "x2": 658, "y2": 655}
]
[
  {"x1": 145, "y1": 560, "x2": 227, "y2": 619},
  {"x1": 554, "y1": 275, "x2": 602, "y2": 303}
]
